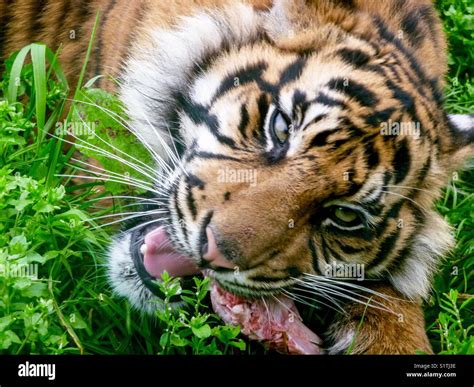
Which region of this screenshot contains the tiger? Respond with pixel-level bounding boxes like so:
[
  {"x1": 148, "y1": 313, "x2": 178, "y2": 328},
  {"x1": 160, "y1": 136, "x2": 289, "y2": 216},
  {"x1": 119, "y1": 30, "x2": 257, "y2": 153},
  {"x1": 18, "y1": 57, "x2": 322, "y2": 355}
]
[{"x1": 2, "y1": 0, "x2": 473, "y2": 354}]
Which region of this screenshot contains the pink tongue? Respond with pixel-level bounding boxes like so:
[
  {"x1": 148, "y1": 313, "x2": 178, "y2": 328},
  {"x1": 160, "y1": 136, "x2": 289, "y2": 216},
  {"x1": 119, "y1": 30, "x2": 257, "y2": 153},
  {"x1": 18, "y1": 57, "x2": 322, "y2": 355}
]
[{"x1": 143, "y1": 227, "x2": 200, "y2": 278}]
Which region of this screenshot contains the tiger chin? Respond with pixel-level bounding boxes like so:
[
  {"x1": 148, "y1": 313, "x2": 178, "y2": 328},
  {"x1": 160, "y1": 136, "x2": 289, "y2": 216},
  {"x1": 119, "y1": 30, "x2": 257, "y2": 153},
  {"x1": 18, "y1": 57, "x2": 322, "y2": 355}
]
[{"x1": 6, "y1": 0, "x2": 473, "y2": 354}]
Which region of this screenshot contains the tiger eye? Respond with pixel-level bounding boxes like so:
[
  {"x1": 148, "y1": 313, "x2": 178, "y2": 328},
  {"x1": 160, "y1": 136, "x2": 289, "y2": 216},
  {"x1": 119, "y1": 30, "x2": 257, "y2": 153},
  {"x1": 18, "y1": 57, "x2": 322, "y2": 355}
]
[
  {"x1": 271, "y1": 111, "x2": 290, "y2": 143},
  {"x1": 334, "y1": 207, "x2": 358, "y2": 223}
]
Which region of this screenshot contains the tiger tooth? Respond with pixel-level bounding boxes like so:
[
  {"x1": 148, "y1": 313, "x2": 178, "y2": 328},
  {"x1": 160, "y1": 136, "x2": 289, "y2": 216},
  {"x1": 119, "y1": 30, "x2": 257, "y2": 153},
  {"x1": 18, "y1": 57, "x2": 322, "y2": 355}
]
[{"x1": 140, "y1": 244, "x2": 147, "y2": 255}]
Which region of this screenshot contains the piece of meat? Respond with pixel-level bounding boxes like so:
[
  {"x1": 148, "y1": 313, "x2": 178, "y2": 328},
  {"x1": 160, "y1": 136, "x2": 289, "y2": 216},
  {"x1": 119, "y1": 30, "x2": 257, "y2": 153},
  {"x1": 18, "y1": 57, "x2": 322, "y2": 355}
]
[{"x1": 210, "y1": 282, "x2": 323, "y2": 354}]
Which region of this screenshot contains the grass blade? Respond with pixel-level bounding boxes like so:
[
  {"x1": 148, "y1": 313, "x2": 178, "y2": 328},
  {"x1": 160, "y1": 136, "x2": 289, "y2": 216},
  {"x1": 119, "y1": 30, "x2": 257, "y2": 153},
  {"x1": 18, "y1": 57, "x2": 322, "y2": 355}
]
[
  {"x1": 7, "y1": 44, "x2": 31, "y2": 103},
  {"x1": 30, "y1": 43, "x2": 47, "y2": 138}
]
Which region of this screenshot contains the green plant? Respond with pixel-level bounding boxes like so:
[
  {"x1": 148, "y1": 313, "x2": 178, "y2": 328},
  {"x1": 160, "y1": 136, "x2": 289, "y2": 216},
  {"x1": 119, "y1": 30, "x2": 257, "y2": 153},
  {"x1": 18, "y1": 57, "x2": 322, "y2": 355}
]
[
  {"x1": 155, "y1": 273, "x2": 246, "y2": 355},
  {"x1": 422, "y1": 0, "x2": 474, "y2": 355},
  {"x1": 436, "y1": 0, "x2": 474, "y2": 81},
  {"x1": 0, "y1": 43, "x2": 105, "y2": 354},
  {"x1": 425, "y1": 169, "x2": 474, "y2": 354},
  {"x1": 432, "y1": 290, "x2": 473, "y2": 354}
]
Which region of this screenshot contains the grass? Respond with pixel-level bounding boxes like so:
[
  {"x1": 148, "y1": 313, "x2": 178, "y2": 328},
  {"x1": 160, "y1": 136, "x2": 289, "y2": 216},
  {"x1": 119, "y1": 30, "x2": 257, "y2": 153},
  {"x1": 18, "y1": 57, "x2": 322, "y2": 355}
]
[{"x1": 0, "y1": 0, "x2": 472, "y2": 354}]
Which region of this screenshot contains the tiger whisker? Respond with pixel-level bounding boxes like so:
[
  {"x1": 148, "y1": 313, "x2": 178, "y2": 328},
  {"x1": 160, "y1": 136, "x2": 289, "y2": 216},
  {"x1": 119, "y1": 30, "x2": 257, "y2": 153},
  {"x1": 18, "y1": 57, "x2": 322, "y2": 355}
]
[
  {"x1": 68, "y1": 155, "x2": 166, "y2": 185},
  {"x1": 49, "y1": 132, "x2": 158, "y2": 182},
  {"x1": 300, "y1": 279, "x2": 403, "y2": 313},
  {"x1": 87, "y1": 209, "x2": 166, "y2": 223},
  {"x1": 270, "y1": 294, "x2": 301, "y2": 319},
  {"x1": 380, "y1": 190, "x2": 430, "y2": 213},
  {"x1": 124, "y1": 219, "x2": 174, "y2": 242},
  {"x1": 68, "y1": 97, "x2": 176, "y2": 176},
  {"x1": 129, "y1": 231, "x2": 177, "y2": 250},
  {"x1": 296, "y1": 276, "x2": 392, "y2": 306},
  {"x1": 293, "y1": 280, "x2": 395, "y2": 314},
  {"x1": 117, "y1": 201, "x2": 162, "y2": 209},
  {"x1": 66, "y1": 166, "x2": 167, "y2": 199},
  {"x1": 85, "y1": 195, "x2": 164, "y2": 205},
  {"x1": 383, "y1": 185, "x2": 433, "y2": 194},
  {"x1": 295, "y1": 283, "x2": 395, "y2": 315},
  {"x1": 80, "y1": 88, "x2": 186, "y2": 151},
  {"x1": 285, "y1": 284, "x2": 347, "y2": 312},
  {"x1": 141, "y1": 113, "x2": 187, "y2": 177},
  {"x1": 301, "y1": 274, "x2": 403, "y2": 303},
  {"x1": 282, "y1": 288, "x2": 346, "y2": 315},
  {"x1": 292, "y1": 280, "x2": 385, "y2": 311},
  {"x1": 132, "y1": 91, "x2": 182, "y2": 165},
  {"x1": 72, "y1": 113, "x2": 165, "y2": 179},
  {"x1": 68, "y1": 159, "x2": 161, "y2": 192},
  {"x1": 94, "y1": 215, "x2": 170, "y2": 231},
  {"x1": 57, "y1": 174, "x2": 163, "y2": 197},
  {"x1": 260, "y1": 296, "x2": 272, "y2": 325}
]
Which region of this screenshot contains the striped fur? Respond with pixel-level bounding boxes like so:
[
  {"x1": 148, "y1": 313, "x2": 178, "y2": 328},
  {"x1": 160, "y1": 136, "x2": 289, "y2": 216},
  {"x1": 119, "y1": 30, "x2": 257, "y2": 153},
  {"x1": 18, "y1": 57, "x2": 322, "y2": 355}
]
[{"x1": 3, "y1": 0, "x2": 473, "y2": 354}]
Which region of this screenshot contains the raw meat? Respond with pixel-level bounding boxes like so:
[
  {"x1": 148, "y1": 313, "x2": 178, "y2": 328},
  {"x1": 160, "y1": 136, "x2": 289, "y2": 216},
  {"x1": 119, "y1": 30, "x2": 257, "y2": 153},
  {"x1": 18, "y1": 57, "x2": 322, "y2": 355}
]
[{"x1": 210, "y1": 282, "x2": 323, "y2": 354}]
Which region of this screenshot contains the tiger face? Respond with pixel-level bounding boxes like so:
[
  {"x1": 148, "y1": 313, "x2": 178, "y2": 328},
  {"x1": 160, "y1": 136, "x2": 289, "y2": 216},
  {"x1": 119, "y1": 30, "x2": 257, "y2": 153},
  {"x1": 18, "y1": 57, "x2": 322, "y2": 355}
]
[{"x1": 108, "y1": 0, "x2": 474, "y2": 315}]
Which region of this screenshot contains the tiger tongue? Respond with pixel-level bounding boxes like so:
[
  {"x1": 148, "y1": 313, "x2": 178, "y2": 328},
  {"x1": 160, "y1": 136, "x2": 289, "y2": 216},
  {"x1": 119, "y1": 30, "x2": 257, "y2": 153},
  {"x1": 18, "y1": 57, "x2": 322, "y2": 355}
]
[{"x1": 142, "y1": 227, "x2": 200, "y2": 278}]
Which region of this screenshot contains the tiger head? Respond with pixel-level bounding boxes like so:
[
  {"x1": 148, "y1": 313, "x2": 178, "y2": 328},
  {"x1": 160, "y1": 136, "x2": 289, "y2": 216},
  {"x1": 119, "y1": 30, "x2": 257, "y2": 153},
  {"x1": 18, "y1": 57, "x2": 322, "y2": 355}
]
[{"x1": 107, "y1": 0, "x2": 474, "y2": 313}]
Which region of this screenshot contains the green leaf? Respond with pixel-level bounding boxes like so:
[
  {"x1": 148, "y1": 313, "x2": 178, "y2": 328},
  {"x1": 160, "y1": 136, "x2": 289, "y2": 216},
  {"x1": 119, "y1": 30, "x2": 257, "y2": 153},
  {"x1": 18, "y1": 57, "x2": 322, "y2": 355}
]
[
  {"x1": 0, "y1": 316, "x2": 13, "y2": 332},
  {"x1": 31, "y1": 43, "x2": 47, "y2": 135},
  {"x1": 16, "y1": 251, "x2": 45, "y2": 265},
  {"x1": 170, "y1": 334, "x2": 188, "y2": 347},
  {"x1": 0, "y1": 330, "x2": 21, "y2": 350},
  {"x1": 181, "y1": 296, "x2": 195, "y2": 305},
  {"x1": 13, "y1": 277, "x2": 32, "y2": 290},
  {"x1": 229, "y1": 340, "x2": 246, "y2": 351},
  {"x1": 7, "y1": 45, "x2": 31, "y2": 103},
  {"x1": 9, "y1": 234, "x2": 29, "y2": 254},
  {"x1": 214, "y1": 325, "x2": 240, "y2": 342},
  {"x1": 160, "y1": 332, "x2": 169, "y2": 349},
  {"x1": 44, "y1": 46, "x2": 68, "y2": 90},
  {"x1": 57, "y1": 208, "x2": 92, "y2": 222},
  {"x1": 191, "y1": 324, "x2": 211, "y2": 339},
  {"x1": 69, "y1": 313, "x2": 88, "y2": 330},
  {"x1": 21, "y1": 282, "x2": 48, "y2": 298},
  {"x1": 32, "y1": 201, "x2": 57, "y2": 213}
]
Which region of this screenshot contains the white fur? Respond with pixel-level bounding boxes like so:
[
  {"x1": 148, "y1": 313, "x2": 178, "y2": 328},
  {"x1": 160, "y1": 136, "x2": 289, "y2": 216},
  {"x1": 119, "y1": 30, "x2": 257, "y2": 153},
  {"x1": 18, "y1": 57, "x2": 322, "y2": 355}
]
[
  {"x1": 191, "y1": 72, "x2": 224, "y2": 106},
  {"x1": 120, "y1": 3, "x2": 263, "y2": 158},
  {"x1": 448, "y1": 114, "x2": 474, "y2": 132},
  {"x1": 300, "y1": 104, "x2": 333, "y2": 129},
  {"x1": 263, "y1": 105, "x2": 278, "y2": 152},
  {"x1": 390, "y1": 214, "x2": 453, "y2": 300},
  {"x1": 327, "y1": 329, "x2": 355, "y2": 354}
]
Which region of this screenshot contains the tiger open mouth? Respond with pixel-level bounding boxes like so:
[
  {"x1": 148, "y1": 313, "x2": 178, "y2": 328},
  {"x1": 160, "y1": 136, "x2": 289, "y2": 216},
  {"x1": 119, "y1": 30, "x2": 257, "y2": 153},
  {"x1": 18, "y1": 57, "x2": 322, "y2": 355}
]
[
  {"x1": 130, "y1": 223, "x2": 323, "y2": 354},
  {"x1": 129, "y1": 224, "x2": 200, "y2": 301}
]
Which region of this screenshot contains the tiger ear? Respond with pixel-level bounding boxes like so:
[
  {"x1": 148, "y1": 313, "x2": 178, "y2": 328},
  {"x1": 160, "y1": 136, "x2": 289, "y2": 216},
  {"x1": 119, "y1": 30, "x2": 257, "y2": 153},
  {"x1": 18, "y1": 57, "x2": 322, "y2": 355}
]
[{"x1": 442, "y1": 114, "x2": 474, "y2": 170}]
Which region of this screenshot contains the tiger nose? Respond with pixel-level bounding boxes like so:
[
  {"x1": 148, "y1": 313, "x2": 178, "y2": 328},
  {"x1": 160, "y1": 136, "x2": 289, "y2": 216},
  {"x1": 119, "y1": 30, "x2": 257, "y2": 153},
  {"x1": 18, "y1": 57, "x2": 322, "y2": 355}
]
[{"x1": 201, "y1": 227, "x2": 235, "y2": 270}]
